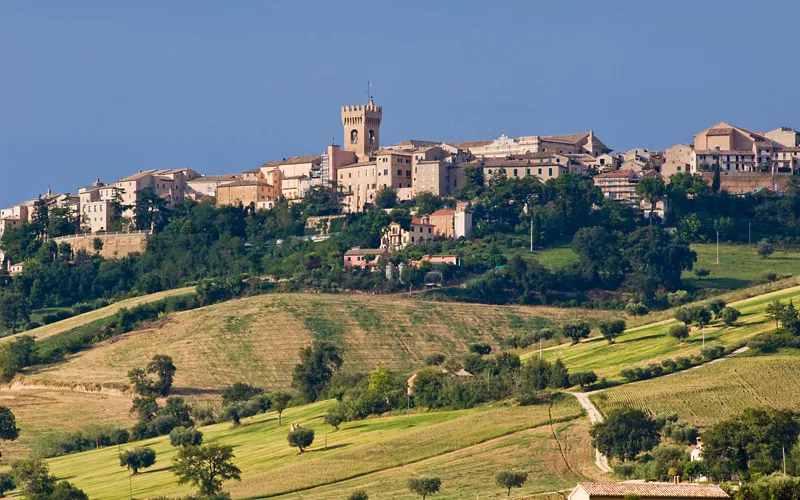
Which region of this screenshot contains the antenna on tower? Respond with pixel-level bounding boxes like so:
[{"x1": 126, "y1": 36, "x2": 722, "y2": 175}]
[{"x1": 365, "y1": 79, "x2": 373, "y2": 102}]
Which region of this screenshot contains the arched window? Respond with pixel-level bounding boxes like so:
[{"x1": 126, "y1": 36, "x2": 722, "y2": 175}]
[
  {"x1": 368, "y1": 129, "x2": 375, "y2": 145},
  {"x1": 351, "y1": 130, "x2": 359, "y2": 144}
]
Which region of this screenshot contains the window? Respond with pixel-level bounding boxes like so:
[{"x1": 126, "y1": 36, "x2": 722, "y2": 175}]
[
  {"x1": 538, "y1": 168, "x2": 542, "y2": 175},
  {"x1": 526, "y1": 168, "x2": 530, "y2": 175},
  {"x1": 384, "y1": 169, "x2": 388, "y2": 175},
  {"x1": 513, "y1": 169, "x2": 518, "y2": 176},
  {"x1": 406, "y1": 170, "x2": 410, "y2": 176},
  {"x1": 428, "y1": 228, "x2": 432, "y2": 233},
  {"x1": 397, "y1": 169, "x2": 402, "y2": 176},
  {"x1": 548, "y1": 168, "x2": 552, "y2": 176}
]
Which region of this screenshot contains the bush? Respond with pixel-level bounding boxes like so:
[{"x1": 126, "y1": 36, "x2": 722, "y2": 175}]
[
  {"x1": 660, "y1": 358, "x2": 677, "y2": 372},
  {"x1": 568, "y1": 371, "x2": 598, "y2": 387},
  {"x1": 675, "y1": 356, "x2": 692, "y2": 369},
  {"x1": 169, "y1": 426, "x2": 203, "y2": 447},
  {"x1": 626, "y1": 302, "x2": 649, "y2": 317},
  {"x1": 700, "y1": 345, "x2": 725, "y2": 361},
  {"x1": 348, "y1": 491, "x2": 369, "y2": 500},
  {"x1": 758, "y1": 238, "x2": 774, "y2": 258},
  {"x1": 423, "y1": 353, "x2": 445, "y2": 366},
  {"x1": 720, "y1": 306, "x2": 741, "y2": 326},
  {"x1": 287, "y1": 426, "x2": 315, "y2": 453},
  {"x1": 598, "y1": 318, "x2": 626, "y2": 344},
  {"x1": 669, "y1": 324, "x2": 690, "y2": 342},
  {"x1": 667, "y1": 291, "x2": 690, "y2": 307},
  {"x1": 221, "y1": 383, "x2": 264, "y2": 406},
  {"x1": 766, "y1": 271, "x2": 779, "y2": 282},
  {"x1": 469, "y1": 342, "x2": 492, "y2": 356}
]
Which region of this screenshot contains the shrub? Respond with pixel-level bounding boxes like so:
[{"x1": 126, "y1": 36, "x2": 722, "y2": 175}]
[
  {"x1": 720, "y1": 306, "x2": 741, "y2": 326},
  {"x1": 758, "y1": 238, "x2": 774, "y2": 258},
  {"x1": 598, "y1": 318, "x2": 626, "y2": 344},
  {"x1": 348, "y1": 491, "x2": 369, "y2": 500},
  {"x1": 469, "y1": 342, "x2": 492, "y2": 356},
  {"x1": 766, "y1": 271, "x2": 779, "y2": 282},
  {"x1": 626, "y1": 302, "x2": 649, "y2": 317},
  {"x1": 675, "y1": 356, "x2": 692, "y2": 369},
  {"x1": 667, "y1": 291, "x2": 690, "y2": 307},
  {"x1": 287, "y1": 426, "x2": 315, "y2": 454},
  {"x1": 423, "y1": 353, "x2": 445, "y2": 366},
  {"x1": 221, "y1": 383, "x2": 264, "y2": 406},
  {"x1": 568, "y1": 371, "x2": 598, "y2": 387},
  {"x1": 660, "y1": 358, "x2": 677, "y2": 372},
  {"x1": 669, "y1": 324, "x2": 690, "y2": 342},
  {"x1": 169, "y1": 426, "x2": 203, "y2": 447},
  {"x1": 694, "y1": 268, "x2": 710, "y2": 280},
  {"x1": 700, "y1": 345, "x2": 725, "y2": 361}
]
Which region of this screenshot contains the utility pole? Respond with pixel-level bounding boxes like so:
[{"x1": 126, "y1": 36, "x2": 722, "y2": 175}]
[
  {"x1": 749, "y1": 222, "x2": 752, "y2": 247},
  {"x1": 530, "y1": 217, "x2": 533, "y2": 253},
  {"x1": 407, "y1": 392, "x2": 411, "y2": 427},
  {"x1": 716, "y1": 231, "x2": 720, "y2": 265}
]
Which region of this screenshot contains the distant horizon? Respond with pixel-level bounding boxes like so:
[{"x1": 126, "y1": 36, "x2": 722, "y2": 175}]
[{"x1": 3, "y1": 0, "x2": 799, "y2": 206}]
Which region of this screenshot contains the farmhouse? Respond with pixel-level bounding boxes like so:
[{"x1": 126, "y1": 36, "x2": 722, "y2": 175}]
[{"x1": 569, "y1": 483, "x2": 729, "y2": 500}]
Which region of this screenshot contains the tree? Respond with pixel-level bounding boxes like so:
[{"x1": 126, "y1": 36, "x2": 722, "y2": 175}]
[
  {"x1": 635, "y1": 177, "x2": 666, "y2": 223},
  {"x1": 563, "y1": 321, "x2": 590, "y2": 345},
  {"x1": 568, "y1": 371, "x2": 598, "y2": 387},
  {"x1": 694, "y1": 268, "x2": 710, "y2": 280},
  {"x1": 0, "y1": 472, "x2": 13, "y2": 498},
  {"x1": 0, "y1": 407, "x2": 19, "y2": 456},
  {"x1": 348, "y1": 491, "x2": 369, "y2": 500},
  {"x1": 12, "y1": 458, "x2": 56, "y2": 497},
  {"x1": 702, "y1": 408, "x2": 800, "y2": 480},
  {"x1": 590, "y1": 408, "x2": 659, "y2": 461},
  {"x1": 92, "y1": 237, "x2": 104, "y2": 253},
  {"x1": 269, "y1": 391, "x2": 292, "y2": 426},
  {"x1": 0, "y1": 293, "x2": 30, "y2": 335},
  {"x1": 119, "y1": 447, "x2": 156, "y2": 474},
  {"x1": 407, "y1": 476, "x2": 441, "y2": 500},
  {"x1": 373, "y1": 185, "x2": 398, "y2": 209},
  {"x1": 598, "y1": 318, "x2": 626, "y2": 344},
  {"x1": 779, "y1": 300, "x2": 800, "y2": 333},
  {"x1": 222, "y1": 383, "x2": 264, "y2": 406},
  {"x1": 292, "y1": 340, "x2": 343, "y2": 402},
  {"x1": 130, "y1": 396, "x2": 159, "y2": 424},
  {"x1": 469, "y1": 342, "x2": 492, "y2": 356},
  {"x1": 324, "y1": 406, "x2": 345, "y2": 431},
  {"x1": 147, "y1": 354, "x2": 177, "y2": 396},
  {"x1": 128, "y1": 368, "x2": 158, "y2": 396},
  {"x1": 765, "y1": 299, "x2": 786, "y2": 331},
  {"x1": 31, "y1": 198, "x2": 49, "y2": 239},
  {"x1": 172, "y1": 443, "x2": 241, "y2": 495},
  {"x1": 694, "y1": 306, "x2": 712, "y2": 329},
  {"x1": 133, "y1": 187, "x2": 170, "y2": 231},
  {"x1": 413, "y1": 192, "x2": 444, "y2": 215},
  {"x1": 287, "y1": 426, "x2": 315, "y2": 454},
  {"x1": 669, "y1": 324, "x2": 690, "y2": 343},
  {"x1": 495, "y1": 470, "x2": 528, "y2": 497},
  {"x1": 49, "y1": 481, "x2": 89, "y2": 500},
  {"x1": 711, "y1": 164, "x2": 721, "y2": 194},
  {"x1": 626, "y1": 302, "x2": 649, "y2": 317},
  {"x1": 708, "y1": 298, "x2": 726, "y2": 318},
  {"x1": 758, "y1": 239, "x2": 774, "y2": 258},
  {"x1": 169, "y1": 426, "x2": 203, "y2": 447},
  {"x1": 720, "y1": 307, "x2": 741, "y2": 327}
]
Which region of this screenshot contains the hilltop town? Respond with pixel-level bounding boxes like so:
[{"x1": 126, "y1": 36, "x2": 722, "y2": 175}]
[{"x1": 2, "y1": 97, "x2": 798, "y2": 275}]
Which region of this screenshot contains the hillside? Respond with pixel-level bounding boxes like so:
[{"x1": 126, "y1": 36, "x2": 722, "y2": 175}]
[
  {"x1": 535, "y1": 284, "x2": 800, "y2": 380},
  {"x1": 593, "y1": 350, "x2": 800, "y2": 428},
  {"x1": 0, "y1": 286, "x2": 196, "y2": 345},
  {"x1": 36, "y1": 396, "x2": 593, "y2": 500},
  {"x1": 21, "y1": 293, "x2": 615, "y2": 394}
]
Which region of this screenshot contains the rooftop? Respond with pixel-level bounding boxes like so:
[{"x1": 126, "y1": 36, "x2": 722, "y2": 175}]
[
  {"x1": 218, "y1": 179, "x2": 274, "y2": 188},
  {"x1": 388, "y1": 139, "x2": 441, "y2": 149},
  {"x1": 574, "y1": 482, "x2": 728, "y2": 499},
  {"x1": 344, "y1": 247, "x2": 388, "y2": 256}
]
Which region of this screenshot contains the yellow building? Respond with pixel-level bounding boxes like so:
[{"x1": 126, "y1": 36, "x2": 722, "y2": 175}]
[{"x1": 692, "y1": 122, "x2": 800, "y2": 174}]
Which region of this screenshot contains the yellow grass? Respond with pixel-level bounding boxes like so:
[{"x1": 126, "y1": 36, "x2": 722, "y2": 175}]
[
  {"x1": 593, "y1": 350, "x2": 800, "y2": 428},
  {"x1": 22, "y1": 293, "x2": 614, "y2": 395}
]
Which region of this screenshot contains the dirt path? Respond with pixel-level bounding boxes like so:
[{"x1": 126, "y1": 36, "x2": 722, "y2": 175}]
[
  {"x1": 571, "y1": 392, "x2": 612, "y2": 473},
  {"x1": 571, "y1": 344, "x2": 750, "y2": 474}
]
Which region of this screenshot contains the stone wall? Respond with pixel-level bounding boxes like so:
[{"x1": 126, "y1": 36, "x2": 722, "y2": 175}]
[
  {"x1": 701, "y1": 172, "x2": 793, "y2": 195},
  {"x1": 53, "y1": 232, "x2": 149, "y2": 259}
]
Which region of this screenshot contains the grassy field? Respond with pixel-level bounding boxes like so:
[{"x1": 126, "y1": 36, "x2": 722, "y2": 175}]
[
  {"x1": 21, "y1": 293, "x2": 614, "y2": 394},
  {"x1": 10, "y1": 396, "x2": 589, "y2": 499},
  {"x1": 593, "y1": 350, "x2": 800, "y2": 428},
  {"x1": 682, "y1": 243, "x2": 800, "y2": 291},
  {"x1": 532, "y1": 285, "x2": 800, "y2": 381},
  {"x1": 0, "y1": 287, "x2": 196, "y2": 345}
]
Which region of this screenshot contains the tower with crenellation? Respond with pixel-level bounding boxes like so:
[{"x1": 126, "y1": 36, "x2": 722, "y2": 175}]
[{"x1": 341, "y1": 98, "x2": 382, "y2": 159}]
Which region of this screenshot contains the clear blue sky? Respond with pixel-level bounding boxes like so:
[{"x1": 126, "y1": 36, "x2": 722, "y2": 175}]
[{"x1": 2, "y1": 1, "x2": 799, "y2": 207}]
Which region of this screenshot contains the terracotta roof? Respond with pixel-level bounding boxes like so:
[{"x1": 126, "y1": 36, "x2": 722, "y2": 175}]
[
  {"x1": 339, "y1": 161, "x2": 376, "y2": 169},
  {"x1": 541, "y1": 132, "x2": 590, "y2": 144},
  {"x1": 260, "y1": 155, "x2": 321, "y2": 168},
  {"x1": 453, "y1": 140, "x2": 494, "y2": 149},
  {"x1": 376, "y1": 149, "x2": 412, "y2": 156},
  {"x1": 218, "y1": 179, "x2": 274, "y2": 188},
  {"x1": 189, "y1": 174, "x2": 242, "y2": 183},
  {"x1": 118, "y1": 170, "x2": 159, "y2": 182},
  {"x1": 388, "y1": 139, "x2": 441, "y2": 149},
  {"x1": 574, "y1": 483, "x2": 729, "y2": 499},
  {"x1": 428, "y1": 208, "x2": 454, "y2": 217},
  {"x1": 411, "y1": 217, "x2": 434, "y2": 226},
  {"x1": 595, "y1": 169, "x2": 637, "y2": 178},
  {"x1": 707, "y1": 127, "x2": 734, "y2": 136},
  {"x1": 344, "y1": 247, "x2": 388, "y2": 256},
  {"x1": 755, "y1": 141, "x2": 774, "y2": 148}
]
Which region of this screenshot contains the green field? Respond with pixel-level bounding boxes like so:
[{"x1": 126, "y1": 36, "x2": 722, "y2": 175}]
[
  {"x1": 533, "y1": 285, "x2": 800, "y2": 381},
  {"x1": 11, "y1": 397, "x2": 591, "y2": 499},
  {"x1": 0, "y1": 287, "x2": 196, "y2": 345},
  {"x1": 593, "y1": 350, "x2": 800, "y2": 428},
  {"x1": 683, "y1": 243, "x2": 800, "y2": 291}
]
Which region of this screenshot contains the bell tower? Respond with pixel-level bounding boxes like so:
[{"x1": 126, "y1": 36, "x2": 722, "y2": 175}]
[{"x1": 341, "y1": 98, "x2": 382, "y2": 158}]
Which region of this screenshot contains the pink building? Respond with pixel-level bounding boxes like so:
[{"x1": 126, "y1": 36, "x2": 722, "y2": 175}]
[
  {"x1": 410, "y1": 255, "x2": 462, "y2": 267},
  {"x1": 343, "y1": 247, "x2": 390, "y2": 271}
]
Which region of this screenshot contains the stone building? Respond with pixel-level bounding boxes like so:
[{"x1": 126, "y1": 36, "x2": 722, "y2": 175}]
[{"x1": 692, "y1": 122, "x2": 800, "y2": 174}]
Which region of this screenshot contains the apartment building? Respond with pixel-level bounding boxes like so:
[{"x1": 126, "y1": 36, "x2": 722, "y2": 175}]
[
  {"x1": 594, "y1": 169, "x2": 666, "y2": 219},
  {"x1": 185, "y1": 174, "x2": 242, "y2": 200},
  {"x1": 482, "y1": 155, "x2": 569, "y2": 183},
  {"x1": 454, "y1": 130, "x2": 610, "y2": 159},
  {"x1": 380, "y1": 217, "x2": 435, "y2": 251},
  {"x1": 343, "y1": 247, "x2": 390, "y2": 270},
  {"x1": 215, "y1": 179, "x2": 278, "y2": 209},
  {"x1": 692, "y1": 122, "x2": 800, "y2": 174},
  {"x1": 115, "y1": 168, "x2": 199, "y2": 218}
]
